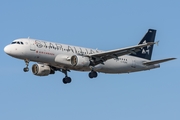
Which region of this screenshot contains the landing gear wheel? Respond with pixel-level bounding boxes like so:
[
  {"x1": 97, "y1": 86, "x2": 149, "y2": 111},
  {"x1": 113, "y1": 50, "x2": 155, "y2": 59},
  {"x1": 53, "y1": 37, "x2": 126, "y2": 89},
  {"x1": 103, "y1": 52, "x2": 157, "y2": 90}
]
[
  {"x1": 93, "y1": 71, "x2": 98, "y2": 78},
  {"x1": 23, "y1": 67, "x2": 29, "y2": 72},
  {"x1": 62, "y1": 77, "x2": 72, "y2": 84},
  {"x1": 63, "y1": 78, "x2": 67, "y2": 84},
  {"x1": 89, "y1": 72, "x2": 94, "y2": 78},
  {"x1": 89, "y1": 71, "x2": 98, "y2": 78}
]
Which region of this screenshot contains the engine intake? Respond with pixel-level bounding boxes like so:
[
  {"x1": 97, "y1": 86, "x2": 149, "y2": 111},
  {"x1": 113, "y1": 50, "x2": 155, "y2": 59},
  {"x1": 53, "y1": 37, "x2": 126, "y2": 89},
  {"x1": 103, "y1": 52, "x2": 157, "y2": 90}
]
[
  {"x1": 32, "y1": 64, "x2": 52, "y2": 76},
  {"x1": 71, "y1": 55, "x2": 90, "y2": 67}
]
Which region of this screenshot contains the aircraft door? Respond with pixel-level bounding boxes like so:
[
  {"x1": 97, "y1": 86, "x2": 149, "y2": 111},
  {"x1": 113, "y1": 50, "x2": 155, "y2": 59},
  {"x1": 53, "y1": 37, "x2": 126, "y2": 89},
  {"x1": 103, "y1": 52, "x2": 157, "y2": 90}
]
[
  {"x1": 29, "y1": 40, "x2": 36, "y2": 51},
  {"x1": 131, "y1": 58, "x2": 136, "y2": 69}
]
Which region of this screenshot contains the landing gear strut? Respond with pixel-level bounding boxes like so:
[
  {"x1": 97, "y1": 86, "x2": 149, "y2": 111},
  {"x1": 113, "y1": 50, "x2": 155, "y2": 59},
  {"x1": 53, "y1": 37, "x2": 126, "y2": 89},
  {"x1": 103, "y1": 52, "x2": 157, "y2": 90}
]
[
  {"x1": 89, "y1": 70, "x2": 98, "y2": 78},
  {"x1": 61, "y1": 69, "x2": 72, "y2": 84},
  {"x1": 23, "y1": 59, "x2": 29, "y2": 72}
]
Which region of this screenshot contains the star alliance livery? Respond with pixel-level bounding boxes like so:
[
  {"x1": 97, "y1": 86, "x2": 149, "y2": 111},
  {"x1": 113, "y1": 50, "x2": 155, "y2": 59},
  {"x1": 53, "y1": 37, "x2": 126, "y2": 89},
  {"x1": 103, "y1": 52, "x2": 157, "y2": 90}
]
[{"x1": 4, "y1": 29, "x2": 176, "y2": 84}]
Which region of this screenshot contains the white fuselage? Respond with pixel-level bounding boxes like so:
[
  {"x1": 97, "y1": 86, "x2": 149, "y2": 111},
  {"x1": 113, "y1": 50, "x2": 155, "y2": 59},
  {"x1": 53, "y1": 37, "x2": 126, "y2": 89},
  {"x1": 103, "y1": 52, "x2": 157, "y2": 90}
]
[{"x1": 4, "y1": 38, "x2": 160, "y2": 74}]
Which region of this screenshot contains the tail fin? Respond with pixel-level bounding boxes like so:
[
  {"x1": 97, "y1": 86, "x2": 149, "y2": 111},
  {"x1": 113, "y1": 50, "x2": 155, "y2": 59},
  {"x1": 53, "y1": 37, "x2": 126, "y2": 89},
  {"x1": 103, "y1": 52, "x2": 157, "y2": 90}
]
[{"x1": 130, "y1": 29, "x2": 156, "y2": 60}]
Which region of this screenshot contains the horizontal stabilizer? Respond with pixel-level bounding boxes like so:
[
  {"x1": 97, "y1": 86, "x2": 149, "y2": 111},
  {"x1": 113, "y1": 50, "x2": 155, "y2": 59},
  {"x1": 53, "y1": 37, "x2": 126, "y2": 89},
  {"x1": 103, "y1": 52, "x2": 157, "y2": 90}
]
[{"x1": 143, "y1": 58, "x2": 176, "y2": 66}]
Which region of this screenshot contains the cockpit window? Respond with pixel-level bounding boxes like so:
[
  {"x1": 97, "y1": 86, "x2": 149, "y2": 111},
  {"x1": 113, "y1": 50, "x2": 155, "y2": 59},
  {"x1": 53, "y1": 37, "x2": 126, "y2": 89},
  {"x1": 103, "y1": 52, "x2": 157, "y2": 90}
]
[{"x1": 11, "y1": 41, "x2": 24, "y2": 45}]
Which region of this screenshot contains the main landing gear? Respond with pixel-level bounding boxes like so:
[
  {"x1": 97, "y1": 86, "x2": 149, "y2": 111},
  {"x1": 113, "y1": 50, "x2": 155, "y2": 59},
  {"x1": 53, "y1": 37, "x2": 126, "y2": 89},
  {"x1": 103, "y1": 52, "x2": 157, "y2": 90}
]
[
  {"x1": 61, "y1": 69, "x2": 72, "y2": 84},
  {"x1": 88, "y1": 70, "x2": 98, "y2": 78},
  {"x1": 23, "y1": 59, "x2": 29, "y2": 72},
  {"x1": 60, "y1": 70, "x2": 98, "y2": 84}
]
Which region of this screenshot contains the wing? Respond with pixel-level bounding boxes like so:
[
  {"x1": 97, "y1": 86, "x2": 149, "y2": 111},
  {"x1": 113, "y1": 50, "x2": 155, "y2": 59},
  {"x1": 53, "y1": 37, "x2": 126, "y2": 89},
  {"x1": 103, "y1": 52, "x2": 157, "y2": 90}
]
[{"x1": 89, "y1": 42, "x2": 156, "y2": 65}]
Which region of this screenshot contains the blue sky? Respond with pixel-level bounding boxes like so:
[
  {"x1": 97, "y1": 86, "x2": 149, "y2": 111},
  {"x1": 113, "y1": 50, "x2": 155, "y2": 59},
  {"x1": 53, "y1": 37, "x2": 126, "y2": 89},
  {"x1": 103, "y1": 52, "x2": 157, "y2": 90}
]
[{"x1": 0, "y1": 0, "x2": 179, "y2": 120}]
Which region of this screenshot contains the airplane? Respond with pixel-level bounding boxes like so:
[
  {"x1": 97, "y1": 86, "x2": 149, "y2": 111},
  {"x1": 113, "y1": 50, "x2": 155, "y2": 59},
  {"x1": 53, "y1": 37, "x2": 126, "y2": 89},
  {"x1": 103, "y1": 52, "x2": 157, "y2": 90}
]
[{"x1": 4, "y1": 29, "x2": 176, "y2": 84}]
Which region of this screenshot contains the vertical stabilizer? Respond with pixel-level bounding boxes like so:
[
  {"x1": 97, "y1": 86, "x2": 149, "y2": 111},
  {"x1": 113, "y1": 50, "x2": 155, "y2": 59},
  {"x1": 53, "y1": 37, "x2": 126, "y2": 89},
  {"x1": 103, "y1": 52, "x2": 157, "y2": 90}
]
[{"x1": 130, "y1": 29, "x2": 156, "y2": 60}]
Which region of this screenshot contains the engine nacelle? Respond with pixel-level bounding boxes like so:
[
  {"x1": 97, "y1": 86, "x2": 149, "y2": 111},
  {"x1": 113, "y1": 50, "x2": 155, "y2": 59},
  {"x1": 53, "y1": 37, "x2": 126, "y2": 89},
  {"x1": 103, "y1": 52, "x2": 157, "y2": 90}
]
[
  {"x1": 54, "y1": 54, "x2": 71, "y2": 66},
  {"x1": 71, "y1": 55, "x2": 90, "y2": 67},
  {"x1": 32, "y1": 64, "x2": 51, "y2": 76}
]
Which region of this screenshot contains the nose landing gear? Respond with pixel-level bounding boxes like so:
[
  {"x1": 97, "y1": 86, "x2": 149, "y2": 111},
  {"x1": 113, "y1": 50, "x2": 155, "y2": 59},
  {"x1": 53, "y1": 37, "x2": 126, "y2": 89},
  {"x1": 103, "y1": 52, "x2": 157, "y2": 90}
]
[
  {"x1": 23, "y1": 59, "x2": 29, "y2": 72},
  {"x1": 23, "y1": 67, "x2": 29, "y2": 72}
]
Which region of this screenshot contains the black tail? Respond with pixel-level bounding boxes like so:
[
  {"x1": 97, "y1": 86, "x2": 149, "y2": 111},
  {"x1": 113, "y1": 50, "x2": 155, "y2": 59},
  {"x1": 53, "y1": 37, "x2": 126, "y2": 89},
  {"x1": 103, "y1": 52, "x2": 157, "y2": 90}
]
[{"x1": 130, "y1": 29, "x2": 156, "y2": 60}]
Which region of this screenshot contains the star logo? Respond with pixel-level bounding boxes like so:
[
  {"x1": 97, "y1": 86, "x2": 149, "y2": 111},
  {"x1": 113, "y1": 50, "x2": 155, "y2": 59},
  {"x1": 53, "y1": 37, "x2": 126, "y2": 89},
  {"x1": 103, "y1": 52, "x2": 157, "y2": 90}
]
[{"x1": 141, "y1": 40, "x2": 151, "y2": 55}]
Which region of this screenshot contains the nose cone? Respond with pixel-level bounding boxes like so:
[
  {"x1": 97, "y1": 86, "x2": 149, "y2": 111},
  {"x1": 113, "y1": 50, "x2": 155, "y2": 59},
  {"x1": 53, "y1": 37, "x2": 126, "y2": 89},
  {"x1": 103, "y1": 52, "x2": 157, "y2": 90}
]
[
  {"x1": 4, "y1": 45, "x2": 11, "y2": 55},
  {"x1": 4, "y1": 44, "x2": 25, "y2": 59}
]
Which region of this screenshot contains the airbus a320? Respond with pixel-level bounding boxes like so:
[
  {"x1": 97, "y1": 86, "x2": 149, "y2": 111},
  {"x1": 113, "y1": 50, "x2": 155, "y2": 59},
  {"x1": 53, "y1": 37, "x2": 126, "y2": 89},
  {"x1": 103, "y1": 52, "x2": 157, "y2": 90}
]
[{"x1": 4, "y1": 29, "x2": 176, "y2": 84}]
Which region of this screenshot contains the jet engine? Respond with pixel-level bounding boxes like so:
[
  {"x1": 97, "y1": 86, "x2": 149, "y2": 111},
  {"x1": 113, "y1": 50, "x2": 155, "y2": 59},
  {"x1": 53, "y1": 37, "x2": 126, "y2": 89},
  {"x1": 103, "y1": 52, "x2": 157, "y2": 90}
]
[
  {"x1": 32, "y1": 64, "x2": 53, "y2": 76},
  {"x1": 71, "y1": 55, "x2": 90, "y2": 67}
]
